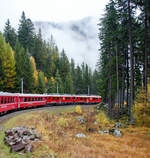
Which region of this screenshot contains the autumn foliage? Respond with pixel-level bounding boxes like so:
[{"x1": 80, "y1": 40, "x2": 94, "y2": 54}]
[{"x1": 133, "y1": 84, "x2": 150, "y2": 127}]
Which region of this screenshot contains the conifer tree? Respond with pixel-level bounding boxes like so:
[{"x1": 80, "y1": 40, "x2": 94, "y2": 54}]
[
  {"x1": 0, "y1": 33, "x2": 16, "y2": 92},
  {"x1": 18, "y1": 11, "x2": 34, "y2": 52},
  {"x1": 55, "y1": 70, "x2": 64, "y2": 93},
  {"x1": 2, "y1": 44, "x2": 16, "y2": 91},
  {"x1": 37, "y1": 71, "x2": 45, "y2": 94},
  {"x1": 64, "y1": 72, "x2": 73, "y2": 94},
  {"x1": 15, "y1": 40, "x2": 34, "y2": 93},
  {"x1": 0, "y1": 33, "x2": 6, "y2": 91},
  {"x1": 3, "y1": 19, "x2": 17, "y2": 49}
]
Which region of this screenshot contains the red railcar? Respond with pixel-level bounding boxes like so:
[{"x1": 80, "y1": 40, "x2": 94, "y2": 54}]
[
  {"x1": 0, "y1": 92, "x2": 102, "y2": 115},
  {"x1": 19, "y1": 94, "x2": 46, "y2": 109},
  {"x1": 0, "y1": 92, "x2": 19, "y2": 113}
]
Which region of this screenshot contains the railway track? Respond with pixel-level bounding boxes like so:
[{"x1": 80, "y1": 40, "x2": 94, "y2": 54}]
[{"x1": 0, "y1": 104, "x2": 96, "y2": 123}]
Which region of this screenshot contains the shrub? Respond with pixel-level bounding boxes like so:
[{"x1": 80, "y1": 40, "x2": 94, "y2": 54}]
[
  {"x1": 96, "y1": 111, "x2": 110, "y2": 125},
  {"x1": 56, "y1": 117, "x2": 69, "y2": 128},
  {"x1": 133, "y1": 84, "x2": 150, "y2": 127},
  {"x1": 75, "y1": 105, "x2": 82, "y2": 113}
]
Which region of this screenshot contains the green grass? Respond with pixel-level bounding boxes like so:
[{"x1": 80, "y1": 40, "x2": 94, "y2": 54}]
[{"x1": 0, "y1": 106, "x2": 76, "y2": 158}]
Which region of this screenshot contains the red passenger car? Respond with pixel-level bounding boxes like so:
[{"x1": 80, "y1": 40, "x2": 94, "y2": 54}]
[
  {"x1": 0, "y1": 92, "x2": 102, "y2": 115},
  {"x1": 0, "y1": 92, "x2": 19, "y2": 114}
]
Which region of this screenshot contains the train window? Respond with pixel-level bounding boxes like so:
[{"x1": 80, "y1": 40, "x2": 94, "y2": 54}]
[
  {"x1": 1, "y1": 97, "x2": 3, "y2": 104},
  {"x1": 4, "y1": 98, "x2": 7, "y2": 104},
  {"x1": 53, "y1": 97, "x2": 55, "y2": 100},
  {"x1": 57, "y1": 97, "x2": 59, "y2": 100}
]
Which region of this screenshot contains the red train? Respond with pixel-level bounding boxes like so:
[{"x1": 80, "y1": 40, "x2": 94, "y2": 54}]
[{"x1": 0, "y1": 92, "x2": 102, "y2": 115}]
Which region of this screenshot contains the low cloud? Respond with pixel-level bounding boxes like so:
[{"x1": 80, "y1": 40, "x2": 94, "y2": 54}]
[{"x1": 34, "y1": 16, "x2": 99, "y2": 70}]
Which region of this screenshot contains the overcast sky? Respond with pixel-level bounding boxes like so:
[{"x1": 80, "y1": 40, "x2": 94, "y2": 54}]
[{"x1": 0, "y1": 0, "x2": 108, "y2": 30}]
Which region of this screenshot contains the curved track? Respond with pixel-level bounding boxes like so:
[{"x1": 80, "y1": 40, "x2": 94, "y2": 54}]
[{"x1": 0, "y1": 104, "x2": 96, "y2": 123}]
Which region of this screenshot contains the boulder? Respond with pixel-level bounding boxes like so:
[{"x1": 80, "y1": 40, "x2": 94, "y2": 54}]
[
  {"x1": 76, "y1": 133, "x2": 87, "y2": 138},
  {"x1": 4, "y1": 126, "x2": 41, "y2": 153},
  {"x1": 77, "y1": 116, "x2": 87, "y2": 125},
  {"x1": 24, "y1": 143, "x2": 33, "y2": 153},
  {"x1": 114, "y1": 122, "x2": 125, "y2": 128},
  {"x1": 0, "y1": 126, "x2": 3, "y2": 131},
  {"x1": 98, "y1": 130, "x2": 104, "y2": 134},
  {"x1": 87, "y1": 127, "x2": 95, "y2": 133},
  {"x1": 10, "y1": 142, "x2": 26, "y2": 152},
  {"x1": 113, "y1": 129, "x2": 122, "y2": 137}
]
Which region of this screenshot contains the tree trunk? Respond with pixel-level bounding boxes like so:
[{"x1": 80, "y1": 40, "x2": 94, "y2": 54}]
[
  {"x1": 128, "y1": 0, "x2": 134, "y2": 122},
  {"x1": 115, "y1": 40, "x2": 119, "y2": 121},
  {"x1": 144, "y1": 9, "x2": 148, "y2": 96}
]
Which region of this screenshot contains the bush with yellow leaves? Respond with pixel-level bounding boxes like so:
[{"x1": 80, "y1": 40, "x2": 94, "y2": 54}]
[
  {"x1": 133, "y1": 84, "x2": 150, "y2": 127},
  {"x1": 56, "y1": 117, "x2": 69, "y2": 128},
  {"x1": 75, "y1": 105, "x2": 82, "y2": 113},
  {"x1": 96, "y1": 111, "x2": 110, "y2": 125}
]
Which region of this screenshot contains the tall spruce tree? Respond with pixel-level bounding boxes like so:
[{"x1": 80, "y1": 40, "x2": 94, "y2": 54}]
[
  {"x1": 18, "y1": 11, "x2": 34, "y2": 52},
  {"x1": 3, "y1": 19, "x2": 17, "y2": 50},
  {"x1": 15, "y1": 40, "x2": 34, "y2": 93}
]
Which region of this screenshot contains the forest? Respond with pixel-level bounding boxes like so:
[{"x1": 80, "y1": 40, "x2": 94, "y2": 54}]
[
  {"x1": 0, "y1": 12, "x2": 99, "y2": 95},
  {"x1": 97, "y1": 0, "x2": 150, "y2": 122},
  {"x1": 0, "y1": 0, "x2": 150, "y2": 123}
]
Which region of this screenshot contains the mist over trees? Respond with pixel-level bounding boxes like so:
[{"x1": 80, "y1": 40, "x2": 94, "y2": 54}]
[{"x1": 0, "y1": 12, "x2": 97, "y2": 95}]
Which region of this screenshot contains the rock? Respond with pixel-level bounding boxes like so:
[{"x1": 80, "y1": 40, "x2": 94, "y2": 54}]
[
  {"x1": 98, "y1": 130, "x2": 104, "y2": 134},
  {"x1": 5, "y1": 130, "x2": 14, "y2": 137},
  {"x1": 10, "y1": 142, "x2": 26, "y2": 152},
  {"x1": 24, "y1": 143, "x2": 33, "y2": 153},
  {"x1": 76, "y1": 133, "x2": 87, "y2": 138},
  {"x1": 109, "y1": 128, "x2": 115, "y2": 134},
  {"x1": 98, "y1": 130, "x2": 109, "y2": 135},
  {"x1": 4, "y1": 126, "x2": 41, "y2": 153},
  {"x1": 23, "y1": 130, "x2": 32, "y2": 136},
  {"x1": 0, "y1": 126, "x2": 3, "y2": 131},
  {"x1": 94, "y1": 121, "x2": 98, "y2": 125},
  {"x1": 77, "y1": 116, "x2": 87, "y2": 124},
  {"x1": 113, "y1": 129, "x2": 122, "y2": 137},
  {"x1": 87, "y1": 127, "x2": 95, "y2": 133},
  {"x1": 114, "y1": 122, "x2": 124, "y2": 128},
  {"x1": 34, "y1": 133, "x2": 41, "y2": 139},
  {"x1": 103, "y1": 130, "x2": 109, "y2": 134}
]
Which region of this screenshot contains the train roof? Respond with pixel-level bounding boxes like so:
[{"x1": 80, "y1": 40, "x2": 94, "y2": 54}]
[
  {"x1": 0, "y1": 92, "x2": 19, "y2": 96},
  {"x1": 19, "y1": 93, "x2": 101, "y2": 98},
  {"x1": 0, "y1": 92, "x2": 101, "y2": 98}
]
